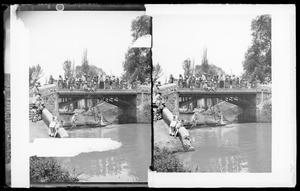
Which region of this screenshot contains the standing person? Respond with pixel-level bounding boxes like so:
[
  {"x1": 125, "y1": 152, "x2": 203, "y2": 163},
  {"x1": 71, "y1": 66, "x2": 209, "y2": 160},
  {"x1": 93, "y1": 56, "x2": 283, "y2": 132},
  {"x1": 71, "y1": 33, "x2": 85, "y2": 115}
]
[
  {"x1": 99, "y1": 74, "x2": 104, "y2": 89},
  {"x1": 153, "y1": 81, "x2": 161, "y2": 96},
  {"x1": 191, "y1": 76, "x2": 196, "y2": 89},
  {"x1": 70, "y1": 113, "x2": 78, "y2": 131},
  {"x1": 187, "y1": 76, "x2": 192, "y2": 88},
  {"x1": 190, "y1": 112, "x2": 198, "y2": 130},
  {"x1": 97, "y1": 112, "x2": 104, "y2": 124},
  {"x1": 32, "y1": 84, "x2": 40, "y2": 97},
  {"x1": 237, "y1": 76, "x2": 240, "y2": 88},
  {"x1": 93, "y1": 75, "x2": 98, "y2": 90},
  {"x1": 195, "y1": 76, "x2": 200, "y2": 88},
  {"x1": 169, "y1": 74, "x2": 174, "y2": 84},
  {"x1": 219, "y1": 74, "x2": 223, "y2": 89},
  {"x1": 169, "y1": 115, "x2": 178, "y2": 136},
  {"x1": 178, "y1": 74, "x2": 183, "y2": 88},
  {"x1": 91, "y1": 106, "x2": 97, "y2": 122},
  {"x1": 201, "y1": 73, "x2": 206, "y2": 89},
  {"x1": 218, "y1": 111, "x2": 224, "y2": 124},
  {"x1": 216, "y1": 74, "x2": 220, "y2": 88},
  {"x1": 182, "y1": 76, "x2": 187, "y2": 88},
  {"x1": 229, "y1": 75, "x2": 233, "y2": 89},
  {"x1": 116, "y1": 78, "x2": 120, "y2": 89},
  {"x1": 58, "y1": 75, "x2": 63, "y2": 87},
  {"x1": 48, "y1": 75, "x2": 54, "y2": 84},
  {"x1": 225, "y1": 75, "x2": 229, "y2": 89},
  {"x1": 49, "y1": 116, "x2": 58, "y2": 137}
]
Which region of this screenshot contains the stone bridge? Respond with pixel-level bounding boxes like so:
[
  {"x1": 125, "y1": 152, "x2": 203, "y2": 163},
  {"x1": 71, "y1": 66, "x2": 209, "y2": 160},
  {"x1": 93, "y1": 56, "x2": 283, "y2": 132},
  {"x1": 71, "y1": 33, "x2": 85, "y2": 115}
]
[
  {"x1": 36, "y1": 84, "x2": 151, "y2": 123},
  {"x1": 157, "y1": 84, "x2": 271, "y2": 123}
]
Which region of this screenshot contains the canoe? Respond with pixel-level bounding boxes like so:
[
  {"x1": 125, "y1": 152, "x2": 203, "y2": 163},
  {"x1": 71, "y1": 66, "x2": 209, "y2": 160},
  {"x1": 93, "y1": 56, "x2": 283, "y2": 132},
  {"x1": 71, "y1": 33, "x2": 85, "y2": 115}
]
[
  {"x1": 62, "y1": 122, "x2": 108, "y2": 130},
  {"x1": 183, "y1": 122, "x2": 227, "y2": 129}
]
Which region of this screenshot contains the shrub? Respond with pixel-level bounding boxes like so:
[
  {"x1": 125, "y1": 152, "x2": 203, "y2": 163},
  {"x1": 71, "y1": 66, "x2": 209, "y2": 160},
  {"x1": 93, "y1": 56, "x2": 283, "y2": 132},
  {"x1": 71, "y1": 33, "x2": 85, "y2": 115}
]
[
  {"x1": 142, "y1": 101, "x2": 151, "y2": 122},
  {"x1": 30, "y1": 156, "x2": 81, "y2": 183},
  {"x1": 262, "y1": 101, "x2": 272, "y2": 122},
  {"x1": 153, "y1": 146, "x2": 191, "y2": 172}
]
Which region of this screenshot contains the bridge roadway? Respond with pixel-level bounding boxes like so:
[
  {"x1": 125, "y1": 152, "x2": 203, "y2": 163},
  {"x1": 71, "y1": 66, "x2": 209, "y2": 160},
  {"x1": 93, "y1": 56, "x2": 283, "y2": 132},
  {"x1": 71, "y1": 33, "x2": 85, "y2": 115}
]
[
  {"x1": 57, "y1": 88, "x2": 138, "y2": 97},
  {"x1": 178, "y1": 88, "x2": 258, "y2": 96}
]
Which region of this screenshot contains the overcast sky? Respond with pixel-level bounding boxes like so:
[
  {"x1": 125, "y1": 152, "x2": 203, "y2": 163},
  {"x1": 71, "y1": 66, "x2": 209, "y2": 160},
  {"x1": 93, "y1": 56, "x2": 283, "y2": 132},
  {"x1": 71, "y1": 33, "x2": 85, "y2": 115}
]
[
  {"x1": 150, "y1": 12, "x2": 256, "y2": 82},
  {"x1": 19, "y1": 11, "x2": 144, "y2": 82}
]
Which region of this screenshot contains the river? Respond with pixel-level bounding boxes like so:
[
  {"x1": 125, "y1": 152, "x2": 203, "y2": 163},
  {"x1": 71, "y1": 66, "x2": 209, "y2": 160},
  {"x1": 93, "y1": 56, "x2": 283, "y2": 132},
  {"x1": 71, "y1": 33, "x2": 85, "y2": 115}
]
[
  {"x1": 177, "y1": 123, "x2": 271, "y2": 172},
  {"x1": 55, "y1": 124, "x2": 151, "y2": 182}
]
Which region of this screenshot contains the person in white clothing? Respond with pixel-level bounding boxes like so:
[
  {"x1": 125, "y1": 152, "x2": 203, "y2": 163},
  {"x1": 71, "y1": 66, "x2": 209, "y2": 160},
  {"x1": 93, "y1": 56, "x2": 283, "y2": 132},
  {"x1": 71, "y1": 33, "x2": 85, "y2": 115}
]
[
  {"x1": 169, "y1": 115, "x2": 178, "y2": 136},
  {"x1": 70, "y1": 113, "x2": 78, "y2": 130}
]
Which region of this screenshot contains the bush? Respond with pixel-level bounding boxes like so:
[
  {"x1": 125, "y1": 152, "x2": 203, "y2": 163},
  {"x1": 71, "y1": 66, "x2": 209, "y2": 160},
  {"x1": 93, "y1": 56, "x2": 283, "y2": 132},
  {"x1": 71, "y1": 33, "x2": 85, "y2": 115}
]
[
  {"x1": 153, "y1": 146, "x2": 191, "y2": 172},
  {"x1": 142, "y1": 101, "x2": 151, "y2": 122},
  {"x1": 262, "y1": 101, "x2": 272, "y2": 122},
  {"x1": 30, "y1": 156, "x2": 81, "y2": 183}
]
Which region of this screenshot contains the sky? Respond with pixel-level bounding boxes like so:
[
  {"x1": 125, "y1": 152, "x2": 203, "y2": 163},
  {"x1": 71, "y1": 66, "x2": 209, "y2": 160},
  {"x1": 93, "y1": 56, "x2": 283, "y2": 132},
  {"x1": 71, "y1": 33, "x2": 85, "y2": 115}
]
[
  {"x1": 19, "y1": 11, "x2": 144, "y2": 82},
  {"x1": 151, "y1": 14, "x2": 256, "y2": 82}
]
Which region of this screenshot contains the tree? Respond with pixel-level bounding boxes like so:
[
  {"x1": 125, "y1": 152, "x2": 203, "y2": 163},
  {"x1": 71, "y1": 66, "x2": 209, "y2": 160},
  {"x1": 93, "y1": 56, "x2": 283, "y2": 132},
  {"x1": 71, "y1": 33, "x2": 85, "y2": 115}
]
[
  {"x1": 123, "y1": 48, "x2": 151, "y2": 83},
  {"x1": 29, "y1": 64, "x2": 43, "y2": 88},
  {"x1": 81, "y1": 49, "x2": 89, "y2": 75},
  {"x1": 75, "y1": 49, "x2": 106, "y2": 78},
  {"x1": 122, "y1": 15, "x2": 151, "y2": 83},
  {"x1": 243, "y1": 15, "x2": 271, "y2": 83},
  {"x1": 62, "y1": 60, "x2": 72, "y2": 79},
  {"x1": 194, "y1": 65, "x2": 202, "y2": 77},
  {"x1": 152, "y1": 63, "x2": 163, "y2": 83},
  {"x1": 131, "y1": 15, "x2": 151, "y2": 42},
  {"x1": 194, "y1": 48, "x2": 226, "y2": 77},
  {"x1": 182, "y1": 58, "x2": 192, "y2": 77},
  {"x1": 200, "y1": 48, "x2": 209, "y2": 73}
]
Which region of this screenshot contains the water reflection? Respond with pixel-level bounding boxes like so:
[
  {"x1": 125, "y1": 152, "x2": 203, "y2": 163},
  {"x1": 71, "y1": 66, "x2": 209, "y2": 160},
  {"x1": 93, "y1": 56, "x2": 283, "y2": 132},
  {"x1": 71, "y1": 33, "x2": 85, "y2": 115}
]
[
  {"x1": 56, "y1": 124, "x2": 151, "y2": 182},
  {"x1": 177, "y1": 123, "x2": 271, "y2": 172}
]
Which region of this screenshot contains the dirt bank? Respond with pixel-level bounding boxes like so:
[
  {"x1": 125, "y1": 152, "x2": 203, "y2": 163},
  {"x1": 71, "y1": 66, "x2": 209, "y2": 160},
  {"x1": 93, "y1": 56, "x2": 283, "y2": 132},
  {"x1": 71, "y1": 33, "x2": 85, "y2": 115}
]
[
  {"x1": 30, "y1": 120, "x2": 50, "y2": 143},
  {"x1": 154, "y1": 120, "x2": 183, "y2": 151}
]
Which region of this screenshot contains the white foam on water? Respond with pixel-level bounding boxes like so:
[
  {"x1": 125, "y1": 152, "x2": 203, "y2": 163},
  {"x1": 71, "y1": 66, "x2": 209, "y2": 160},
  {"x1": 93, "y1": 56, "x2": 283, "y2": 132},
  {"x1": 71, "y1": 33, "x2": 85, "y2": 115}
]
[{"x1": 29, "y1": 138, "x2": 122, "y2": 157}]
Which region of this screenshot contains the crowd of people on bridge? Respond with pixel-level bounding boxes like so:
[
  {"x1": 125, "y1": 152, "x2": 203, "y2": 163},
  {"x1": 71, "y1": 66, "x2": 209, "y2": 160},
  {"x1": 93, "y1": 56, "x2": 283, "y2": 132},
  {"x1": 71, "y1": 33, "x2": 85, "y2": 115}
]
[
  {"x1": 166, "y1": 73, "x2": 262, "y2": 91},
  {"x1": 48, "y1": 74, "x2": 151, "y2": 91}
]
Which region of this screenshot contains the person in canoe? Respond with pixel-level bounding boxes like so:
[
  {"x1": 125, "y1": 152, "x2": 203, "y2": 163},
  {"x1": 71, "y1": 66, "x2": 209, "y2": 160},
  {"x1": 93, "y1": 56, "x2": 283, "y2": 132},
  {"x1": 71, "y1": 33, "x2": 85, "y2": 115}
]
[
  {"x1": 218, "y1": 111, "x2": 224, "y2": 124},
  {"x1": 96, "y1": 112, "x2": 104, "y2": 125},
  {"x1": 70, "y1": 113, "x2": 78, "y2": 130},
  {"x1": 190, "y1": 112, "x2": 198, "y2": 130}
]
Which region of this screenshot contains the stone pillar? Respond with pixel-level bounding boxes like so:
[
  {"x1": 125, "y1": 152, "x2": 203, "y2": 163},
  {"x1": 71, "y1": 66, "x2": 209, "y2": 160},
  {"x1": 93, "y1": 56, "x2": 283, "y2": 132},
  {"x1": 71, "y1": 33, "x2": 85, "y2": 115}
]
[
  {"x1": 238, "y1": 95, "x2": 257, "y2": 123},
  {"x1": 118, "y1": 106, "x2": 137, "y2": 124},
  {"x1": 118, "y1": 95, "x2": 138, "y2": 124}
]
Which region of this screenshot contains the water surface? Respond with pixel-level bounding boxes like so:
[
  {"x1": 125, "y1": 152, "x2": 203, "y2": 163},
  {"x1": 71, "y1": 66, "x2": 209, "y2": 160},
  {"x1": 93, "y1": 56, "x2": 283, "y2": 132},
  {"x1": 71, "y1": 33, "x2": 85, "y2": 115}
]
[
  {"x1": 177, "y1": 123, "x2": 271, "y2": 172},
  {"x1": 56, "y1": 124, "x2": 151, "y2": 182}
]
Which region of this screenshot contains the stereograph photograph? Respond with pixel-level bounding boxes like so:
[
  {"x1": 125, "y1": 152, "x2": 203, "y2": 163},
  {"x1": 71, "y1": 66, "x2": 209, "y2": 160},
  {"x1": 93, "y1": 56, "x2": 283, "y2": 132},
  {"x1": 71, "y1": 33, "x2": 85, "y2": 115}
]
[
  {"x1": 19, "y1": 7, "x2": 152, "y2": 183},
  {"x1": 4, "y1": 4, "x2": 296, "y2": 188},
  {"x1": 152, "y1": 14, "x2": 272, "y2": 173}
]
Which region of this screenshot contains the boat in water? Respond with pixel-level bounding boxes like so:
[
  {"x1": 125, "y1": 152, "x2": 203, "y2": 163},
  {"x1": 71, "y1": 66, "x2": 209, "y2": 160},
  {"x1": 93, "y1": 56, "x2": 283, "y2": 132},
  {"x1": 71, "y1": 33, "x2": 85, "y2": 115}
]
[
  {"x1": 183, "y1": 121, "x2": 227, "y2": 129},
  {"x1": 62, "y1": 121, "x2": 108, "y2": 130}
]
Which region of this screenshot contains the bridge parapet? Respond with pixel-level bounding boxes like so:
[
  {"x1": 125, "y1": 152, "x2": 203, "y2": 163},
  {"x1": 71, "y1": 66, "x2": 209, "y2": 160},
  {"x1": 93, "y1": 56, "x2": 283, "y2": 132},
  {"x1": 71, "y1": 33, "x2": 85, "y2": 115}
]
[
  {"x1": 38, "y1": 84, "x2": 59, "y2": 117},
  {"x1": 157, "y1": 84, "x2": 179, "y2": 115}
]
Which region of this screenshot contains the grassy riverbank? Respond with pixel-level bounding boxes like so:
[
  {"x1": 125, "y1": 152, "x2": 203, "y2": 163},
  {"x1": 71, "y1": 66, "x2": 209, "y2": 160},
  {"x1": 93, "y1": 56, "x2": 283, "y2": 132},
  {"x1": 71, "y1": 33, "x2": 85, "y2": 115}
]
[
  {"x1": 154, "y1": 120, "x2": 204, "y2": 172},
  {"x1": 30, "y1": 156, "x2": 81, "y2": 183}
]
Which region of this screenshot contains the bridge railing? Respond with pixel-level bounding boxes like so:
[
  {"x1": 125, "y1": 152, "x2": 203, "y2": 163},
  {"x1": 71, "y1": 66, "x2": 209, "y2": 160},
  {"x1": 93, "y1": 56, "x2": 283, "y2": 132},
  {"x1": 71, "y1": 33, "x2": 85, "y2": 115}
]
[
  {"x1": 50, "y1": 81, "x2": 151, "y2": 92},
  {"x1": 163, "y1": 81, "x2": 270, "y2": 92}
]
